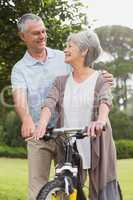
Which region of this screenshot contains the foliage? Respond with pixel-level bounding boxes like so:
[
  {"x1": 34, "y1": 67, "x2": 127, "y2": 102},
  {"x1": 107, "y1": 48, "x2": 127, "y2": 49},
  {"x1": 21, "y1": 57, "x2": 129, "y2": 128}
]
[
  {"x1": 2, "y1": 111, "x2": 26, "y2": 147},
  {"x1": 0, "y1": 125, "x2": 4, "y2": 144},
  {"x1": 0, "y1": 139, "x2": 133, "y2": 159},
  {"x1": 40, "y1": 0, "x2": 84, "y2": 49},
  {"x1": 115, "y1": 140, "x2": 133, "y2": 159},
  {"x1": 110, "y1": 107, "x2": 133, "y2": 140},
  {"x1": 95, "y1": 26, "x2": 133, "y2": 112},
  {"x1": 106, "y1": 59, "x2": 133, "y2": 110},
  {"x1": 0, "y1": 0, "x2": 84, "y2": 91},
  {"x1": 95, "y1": 66, "x2": 133, "y2": 118},
  {"x1": 0, "y1": 2, "x2": 133, "y2": 146},
  {"x1": 95, "y1": 25, "x2": 133, "y2": 60},
  {"x1": 0, "y1": 144, "x2": 27, "y2": 158},
  {"x1": 0, "y1": 0, "x2": 85, "y2": 147}
]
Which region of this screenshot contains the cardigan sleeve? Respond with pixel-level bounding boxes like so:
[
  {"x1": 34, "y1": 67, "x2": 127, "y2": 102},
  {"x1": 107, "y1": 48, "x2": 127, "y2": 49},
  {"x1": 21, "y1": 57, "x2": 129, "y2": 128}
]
[
  {"x1": 96, "y1": 73, "x2": 113, "y2": 110},
  {"x1": 42, "y1": 77, "x2": 60, "y2": 114}
]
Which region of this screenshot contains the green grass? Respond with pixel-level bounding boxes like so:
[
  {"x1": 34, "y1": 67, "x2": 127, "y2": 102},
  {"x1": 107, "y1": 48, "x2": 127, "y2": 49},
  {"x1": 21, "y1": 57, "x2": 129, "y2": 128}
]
[
  {"x1": 0, "y1": 158, "x2": 133, "y2": 200},
  {"x1": 117, "y1": 159, "x2": 133, "y2": 200},
  {"x1": 0, "y1": 158, "x2": 28, "y2": 200}
]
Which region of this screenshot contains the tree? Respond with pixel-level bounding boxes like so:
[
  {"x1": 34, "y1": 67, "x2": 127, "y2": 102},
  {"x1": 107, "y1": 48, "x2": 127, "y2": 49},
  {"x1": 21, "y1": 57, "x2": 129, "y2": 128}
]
[
  {"x1": 95, "y1": 26, "x2": 133, "y2": 112},
  {"x1": 95, "y1": 25, "x2": 133, "y2": 60},
  {"x1": 110, "y1": 106, "x2": 133, "y2": 140},
  {"x1": 0, "y1": 0, "x2": 85, "y2": 146},
  {"x1": 0, "y1": 0, "x2": 84, "y2": 92},
  {"x1": 106, "y1": 59, "x2": 133, "y2": 110}
]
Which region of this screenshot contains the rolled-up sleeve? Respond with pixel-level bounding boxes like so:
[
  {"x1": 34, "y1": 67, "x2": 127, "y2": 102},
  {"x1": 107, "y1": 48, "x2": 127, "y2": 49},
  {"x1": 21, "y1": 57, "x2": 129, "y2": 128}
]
[{"x1": 98, "y1": 76, "x2": 113, "y2": 110}]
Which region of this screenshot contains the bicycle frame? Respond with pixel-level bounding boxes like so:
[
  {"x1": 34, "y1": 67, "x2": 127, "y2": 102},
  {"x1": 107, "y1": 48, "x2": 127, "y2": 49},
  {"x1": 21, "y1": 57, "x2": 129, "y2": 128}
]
[
  {"x1": 43, "y1": 127, "x2": 87, "y2": 200},
  {"x1": 34, "y1": 127, "x2": 88, "y2": 200}
]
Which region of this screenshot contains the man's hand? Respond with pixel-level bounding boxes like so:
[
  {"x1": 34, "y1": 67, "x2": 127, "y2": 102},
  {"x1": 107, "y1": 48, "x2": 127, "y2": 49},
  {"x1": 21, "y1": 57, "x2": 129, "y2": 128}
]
[
  {"x1": 12, "y1": 88, "x2": 35, "y2": 139},
  {"x1": 102, "y1": 70, "x2": 114, "y2": 86},
  {"x1": 21, "y1": 115, "x2": 35, "y2": 138}
]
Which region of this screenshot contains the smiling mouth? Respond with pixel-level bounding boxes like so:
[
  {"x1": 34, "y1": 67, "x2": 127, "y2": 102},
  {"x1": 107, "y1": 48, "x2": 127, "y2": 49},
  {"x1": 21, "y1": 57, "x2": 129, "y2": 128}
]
[{"x1": 38, "y1": 40, "x2": 45, "y2": 44}]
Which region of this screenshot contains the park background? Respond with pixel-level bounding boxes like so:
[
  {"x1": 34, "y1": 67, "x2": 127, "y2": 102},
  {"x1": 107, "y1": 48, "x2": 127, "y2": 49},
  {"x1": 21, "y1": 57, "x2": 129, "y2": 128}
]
[{"x1": 0, "y1": 0, "x2": 133, "y2": 199}]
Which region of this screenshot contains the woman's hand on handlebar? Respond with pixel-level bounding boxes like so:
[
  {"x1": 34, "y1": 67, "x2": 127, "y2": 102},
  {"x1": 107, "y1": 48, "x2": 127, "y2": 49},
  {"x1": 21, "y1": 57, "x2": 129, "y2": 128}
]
[
  {"x1": 34, "y1": 122, "x2": 47, "y2": 140},
  {"x1": 87, "y1": 120, "x2": 106, "y2": 137}
]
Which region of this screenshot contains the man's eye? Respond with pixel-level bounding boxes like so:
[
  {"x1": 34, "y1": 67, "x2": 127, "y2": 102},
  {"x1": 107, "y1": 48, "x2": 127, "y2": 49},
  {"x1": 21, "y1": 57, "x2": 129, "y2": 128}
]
[{"x1": 33, "y1": 32, "x2": 39, "y2": 35}]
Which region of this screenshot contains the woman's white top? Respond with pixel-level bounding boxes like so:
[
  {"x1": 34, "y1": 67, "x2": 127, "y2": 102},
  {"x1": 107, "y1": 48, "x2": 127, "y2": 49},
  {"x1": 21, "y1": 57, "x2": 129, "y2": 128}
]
[{"x1": 63, "y1": 71, "x2": 99, "y2": 169}]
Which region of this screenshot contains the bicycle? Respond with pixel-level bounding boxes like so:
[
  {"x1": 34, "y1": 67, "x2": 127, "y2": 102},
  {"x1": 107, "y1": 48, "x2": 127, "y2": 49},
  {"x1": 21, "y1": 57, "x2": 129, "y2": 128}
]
[{"x1": 37, "y1": 127, "x2": 89, "y2": 200}]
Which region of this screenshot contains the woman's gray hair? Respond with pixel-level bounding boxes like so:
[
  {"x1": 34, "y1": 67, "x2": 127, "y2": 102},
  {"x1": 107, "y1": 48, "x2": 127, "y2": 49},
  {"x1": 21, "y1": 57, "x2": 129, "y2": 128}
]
[
  {"x1": 67, "y1": 30, "x2": 102, "y2": 67},
  {"x1": 17, "y1": 13, "x2": 43, "y2": 32}
]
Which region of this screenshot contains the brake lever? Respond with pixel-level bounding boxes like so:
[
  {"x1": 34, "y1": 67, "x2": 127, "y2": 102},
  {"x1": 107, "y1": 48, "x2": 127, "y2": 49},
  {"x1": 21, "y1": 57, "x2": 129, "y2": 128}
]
[{"x1": 42, "y1": 132, "x2": 52, "y2": 141}]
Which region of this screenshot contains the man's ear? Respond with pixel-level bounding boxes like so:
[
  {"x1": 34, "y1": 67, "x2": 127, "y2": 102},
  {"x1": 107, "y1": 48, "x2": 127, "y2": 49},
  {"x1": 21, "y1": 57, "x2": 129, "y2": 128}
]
[{"x1": 18, "y1": 32, "x2": 25, "y2": 41}]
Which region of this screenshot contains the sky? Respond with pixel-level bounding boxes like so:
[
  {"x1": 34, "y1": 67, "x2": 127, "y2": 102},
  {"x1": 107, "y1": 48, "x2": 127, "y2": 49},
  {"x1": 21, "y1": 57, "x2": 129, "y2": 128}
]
[
  {"x1": 81, "y1": 0, "x2": 133, "y2": 29},
  {"x1": 80, "y1": 0, "x2": 133, "y2": 88}
]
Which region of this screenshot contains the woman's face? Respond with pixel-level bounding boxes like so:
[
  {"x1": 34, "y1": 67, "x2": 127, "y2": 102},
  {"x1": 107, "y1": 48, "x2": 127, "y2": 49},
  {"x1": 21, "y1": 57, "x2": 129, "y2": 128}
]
[{"x1": 64, "y1": 41, "x2": 81, "y2": 64}]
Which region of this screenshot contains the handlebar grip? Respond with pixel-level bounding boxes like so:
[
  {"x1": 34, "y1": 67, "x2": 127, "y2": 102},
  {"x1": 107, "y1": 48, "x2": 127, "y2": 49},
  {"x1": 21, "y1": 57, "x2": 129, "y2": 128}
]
[
  {"x1": 42, "y1": 125, "x2": 106, "y2": 141},
  {"x1": 42, "y1": 132, "x2": 53, "y2": 141},
  {"x1": 103, "y1": 126, "x2": 106, "y2": 131}
]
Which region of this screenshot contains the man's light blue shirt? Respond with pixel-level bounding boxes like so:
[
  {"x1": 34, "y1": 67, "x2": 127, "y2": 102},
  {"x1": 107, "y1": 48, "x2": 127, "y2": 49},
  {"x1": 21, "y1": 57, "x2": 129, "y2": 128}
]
[{"x1": 11, "y1": 47, "x2": 70, "y2": 125}]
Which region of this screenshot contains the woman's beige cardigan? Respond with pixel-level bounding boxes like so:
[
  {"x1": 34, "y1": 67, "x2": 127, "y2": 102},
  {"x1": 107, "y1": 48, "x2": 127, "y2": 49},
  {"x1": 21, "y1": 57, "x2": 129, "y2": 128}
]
[{"x1": 43, "y1": 72, "x2": 118, "y2": 200}]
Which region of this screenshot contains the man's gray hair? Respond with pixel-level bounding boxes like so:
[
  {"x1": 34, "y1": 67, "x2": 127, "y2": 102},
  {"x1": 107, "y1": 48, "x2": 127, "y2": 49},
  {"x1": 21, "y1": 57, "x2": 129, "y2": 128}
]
[
  {"x1": 17, "y1": 13, "x2": 43, "y2": 32},
  {"x1": 67, "y1": 30, "x2": 102, "y2": 67}
]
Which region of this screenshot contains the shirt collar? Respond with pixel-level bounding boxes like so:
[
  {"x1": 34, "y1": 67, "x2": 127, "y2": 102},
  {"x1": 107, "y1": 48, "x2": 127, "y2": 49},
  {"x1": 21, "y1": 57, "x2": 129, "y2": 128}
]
[
  {"x1": 46, "y1": 47, "x2": 55, "y2": 59},
  {"x1": 23, "y1": 47, "x2": 55, "y2": 66}
]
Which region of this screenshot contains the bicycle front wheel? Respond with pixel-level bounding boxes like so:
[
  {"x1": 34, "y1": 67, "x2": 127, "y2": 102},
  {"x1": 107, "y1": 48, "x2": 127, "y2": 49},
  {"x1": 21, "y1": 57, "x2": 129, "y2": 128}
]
[{"x1": 37, "y1": 178, "x2": 77, "y2": 200}]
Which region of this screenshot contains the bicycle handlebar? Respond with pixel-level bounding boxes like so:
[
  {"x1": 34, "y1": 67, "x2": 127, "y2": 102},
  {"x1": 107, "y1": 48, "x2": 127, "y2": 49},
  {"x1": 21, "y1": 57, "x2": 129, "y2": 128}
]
[
  {"x1": 25, "y1": 126, "x2": 105, "y2": 142},
  {"x1": 48, "y1": 127, "x2": 87, "y2": 134},
  {"x1": 43, "y1": 127, "x2": 88, "y2": 141}
]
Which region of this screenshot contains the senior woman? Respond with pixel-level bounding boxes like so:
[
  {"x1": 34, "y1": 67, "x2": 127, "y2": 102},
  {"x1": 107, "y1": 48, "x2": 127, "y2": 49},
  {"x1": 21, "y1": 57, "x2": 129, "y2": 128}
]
[{"x1": 34, "y1": 30, "x2": 121, "y2": 200}]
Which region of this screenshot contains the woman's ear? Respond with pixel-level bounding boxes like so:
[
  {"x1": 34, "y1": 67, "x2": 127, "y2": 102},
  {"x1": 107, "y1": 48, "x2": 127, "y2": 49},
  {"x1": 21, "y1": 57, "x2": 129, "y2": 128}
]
[{"x1": 81, "y1": 49, "x2": 89, "y2": 57}]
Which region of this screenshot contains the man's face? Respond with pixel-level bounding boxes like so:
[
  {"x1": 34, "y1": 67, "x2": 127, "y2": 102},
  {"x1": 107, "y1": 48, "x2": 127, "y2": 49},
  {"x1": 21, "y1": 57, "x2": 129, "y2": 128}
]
[{"x1": 20, "y1": 20, "x2": 47, "y2": 53}]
